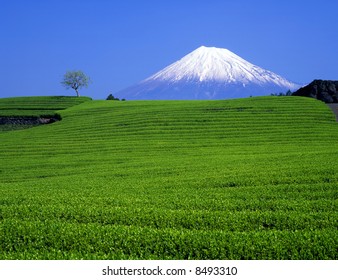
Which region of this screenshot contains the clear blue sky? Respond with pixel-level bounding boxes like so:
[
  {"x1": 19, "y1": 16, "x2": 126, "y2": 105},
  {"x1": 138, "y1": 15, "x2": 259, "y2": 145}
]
[{"x1": 1, "y1": 0, "x2": 337, "y2": 99}]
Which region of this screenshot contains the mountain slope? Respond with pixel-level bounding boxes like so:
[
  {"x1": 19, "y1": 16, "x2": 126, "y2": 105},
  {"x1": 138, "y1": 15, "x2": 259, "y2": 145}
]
[{"x1": 117, "y1": 46, "x2": 300, "y2": 100}]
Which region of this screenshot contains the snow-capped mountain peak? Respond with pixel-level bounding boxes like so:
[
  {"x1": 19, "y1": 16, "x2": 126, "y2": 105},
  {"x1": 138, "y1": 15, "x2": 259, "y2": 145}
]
[
  {"x1": 116, "y1": 46, "x2": 300, "y2": 100},
  {"x1": 148, "y1": 46, "x2": 295, "y2": 87}
]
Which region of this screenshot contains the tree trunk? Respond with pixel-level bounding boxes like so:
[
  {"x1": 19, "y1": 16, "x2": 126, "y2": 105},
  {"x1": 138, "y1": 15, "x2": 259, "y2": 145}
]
[{"x1": 75, "y1": 89, "x2": 80, "y2": 97}]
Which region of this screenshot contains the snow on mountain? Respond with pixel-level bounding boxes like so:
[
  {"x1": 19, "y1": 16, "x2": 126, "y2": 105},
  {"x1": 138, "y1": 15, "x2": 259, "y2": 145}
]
[{"x1": 116, "y1": 46, "x2": 301, "y2": 100}]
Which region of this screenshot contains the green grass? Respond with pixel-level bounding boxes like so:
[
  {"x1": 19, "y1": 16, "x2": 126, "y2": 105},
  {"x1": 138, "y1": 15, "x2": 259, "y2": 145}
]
[
  {"x1": 0, "y1": 96, "x2": 337, "y2": 259},
  {"x1": 0, "y1": 96, "x2": 91, "y2": 131},
  {"x1": 0, "y1": 96, "x2": 91, "y2": 116}
]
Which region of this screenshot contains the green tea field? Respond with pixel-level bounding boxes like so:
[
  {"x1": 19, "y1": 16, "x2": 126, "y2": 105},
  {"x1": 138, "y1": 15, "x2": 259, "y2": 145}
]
[{"x1": 0, "y1": 96, "x2": 337, "y2": 259}]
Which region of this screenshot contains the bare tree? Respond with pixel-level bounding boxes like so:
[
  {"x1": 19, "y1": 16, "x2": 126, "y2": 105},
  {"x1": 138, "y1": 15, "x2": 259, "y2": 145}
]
[{"x1": 61, "y1": 70, "x2": 91, "y2": 97}]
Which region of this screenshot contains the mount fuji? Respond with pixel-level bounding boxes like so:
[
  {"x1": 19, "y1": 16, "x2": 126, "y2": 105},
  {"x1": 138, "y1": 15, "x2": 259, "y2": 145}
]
[{"x1": 116, "y1": 46, "x2": 300, "y2": 100}]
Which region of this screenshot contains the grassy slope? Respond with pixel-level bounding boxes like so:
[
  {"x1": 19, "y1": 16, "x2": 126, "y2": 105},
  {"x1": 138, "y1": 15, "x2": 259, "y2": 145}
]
[
  {"x1": 0, "y1": 96, "x2": 91, "y2": 116},
  {"x1": 0, "y1": 96, "x2": 91, "y2": 131},
  {"x1": 0, "y1": 96, "x2": 337, "y2": 259}
]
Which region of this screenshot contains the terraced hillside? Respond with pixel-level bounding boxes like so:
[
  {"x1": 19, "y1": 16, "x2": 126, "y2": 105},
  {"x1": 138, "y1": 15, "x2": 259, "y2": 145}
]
[
  {"x1": 0, "y1": 96, "x2": 337, "y2": 259},
  {"x1": 0, "y1": 96, "x2": 91, "y2": 131}
]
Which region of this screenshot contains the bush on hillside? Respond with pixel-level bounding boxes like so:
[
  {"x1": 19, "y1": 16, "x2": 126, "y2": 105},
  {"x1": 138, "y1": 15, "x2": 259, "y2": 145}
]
[
  {"x1": 270, "y1": 90, "x2": 293, "y2": 96},
  {"x1": 106, "y1": 94, "x2": 125, "y2": 101}
]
